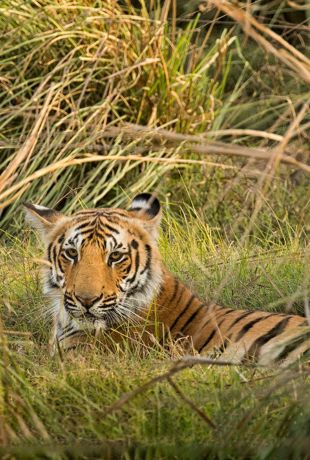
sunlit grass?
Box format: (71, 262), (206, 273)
(1, 206), (310, 457)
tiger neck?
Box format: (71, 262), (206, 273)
(153, 267), (206, 337)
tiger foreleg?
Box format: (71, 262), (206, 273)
(48, 314), (86, 355)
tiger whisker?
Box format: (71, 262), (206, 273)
(118, 305), (145, 321)
(116, 307), (143, 326)
(120, 302), (145, 319)
(20, 308), (56, 322)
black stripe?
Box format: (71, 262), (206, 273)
(60, 330), (83, 341)
(229, 311), (255, 328)
(127, 251), (140, 283)
(64, 293), (74, 301)
(198, 316), (227, 353)
(64, 299), (77, 307)
(198, 314), (227, 353)
(180, 303), (206, 334)
(131, 239), (138, 249)
(169, 294), (196, 332)
(107, 233), (118, 247)
(77, 226), (95, 238)
(220, 308), (235, 315)
(57, 259), (65, 275)
(218, 338), (229, 354)
(165, 283), (185, 324)
(127, 242), (132, 268)
(60, 322), (74, 334)
(58, 327), (78, 340)
(245, 317), (291, 361)
(105, 211), (127, 218)
(140, 244), (152, 275)
(93, 225), (115, 239)
(198, 307), (235, 334)
(275, 330), (310, 362)
(47, 242), (53, 263)
(199, 329), (216, 353)
(80, 235), (93, 246)
(47, 278), (58, 289)
(55, 243), (64, 277)
(235, 314), (273, 341)
(134, 250), (140, 280)
(173, 283), (185, 308)
(52, 245), (57, 263)
(168, 278), (180, 305)
(159, 278), (180, 345)
(75, 211), (98, 217)
(104, 224), (120, 234)
(75, 221), (96, 231)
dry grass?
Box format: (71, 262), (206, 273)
(209, 0), (310, 84)
(0, 1), (310, 458)
(0, 0), (237, 227)
(0, 0), (309, 231)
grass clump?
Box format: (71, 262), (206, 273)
(1, 1), (309, 238)
(0, 0), (234, 229)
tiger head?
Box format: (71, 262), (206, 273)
(24, 194), (163, 331)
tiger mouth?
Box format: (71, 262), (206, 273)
(80, 312), (97, 320)
(64, 306), (114, 321)
(70, 311), (111, 320)
(64, 301), (137, 327)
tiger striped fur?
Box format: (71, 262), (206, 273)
(24, 194), (310, 366)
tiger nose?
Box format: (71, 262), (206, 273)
(75, 294), (101, 309)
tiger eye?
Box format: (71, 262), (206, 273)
(109, 251), (123, 263)
(65, 247), (78, 259)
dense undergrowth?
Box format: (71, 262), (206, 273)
(0, 0), (309, 236)
(1, 0), (310, 458)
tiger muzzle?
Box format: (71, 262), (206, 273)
(75, 293), (102, 309)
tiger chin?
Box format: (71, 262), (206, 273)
(25, 194), (310, 366)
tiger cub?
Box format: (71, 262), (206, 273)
(24, 194), (310, 365)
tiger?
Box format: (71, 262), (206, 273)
(24, 193), (310, 366)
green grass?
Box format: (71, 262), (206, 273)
(1, 207), (310, 459)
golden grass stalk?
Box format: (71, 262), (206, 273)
(0, 86), (55, 195)
(209, 0), (310, 84)
(206, 129), (284, 142)
(103, 123), (310, 173)
(0, 154), (236, 209)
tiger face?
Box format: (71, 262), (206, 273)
(24, 194), (163, 333)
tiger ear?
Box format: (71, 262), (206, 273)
(24, 203), (65, 240)
(129, 193), (162, 238)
